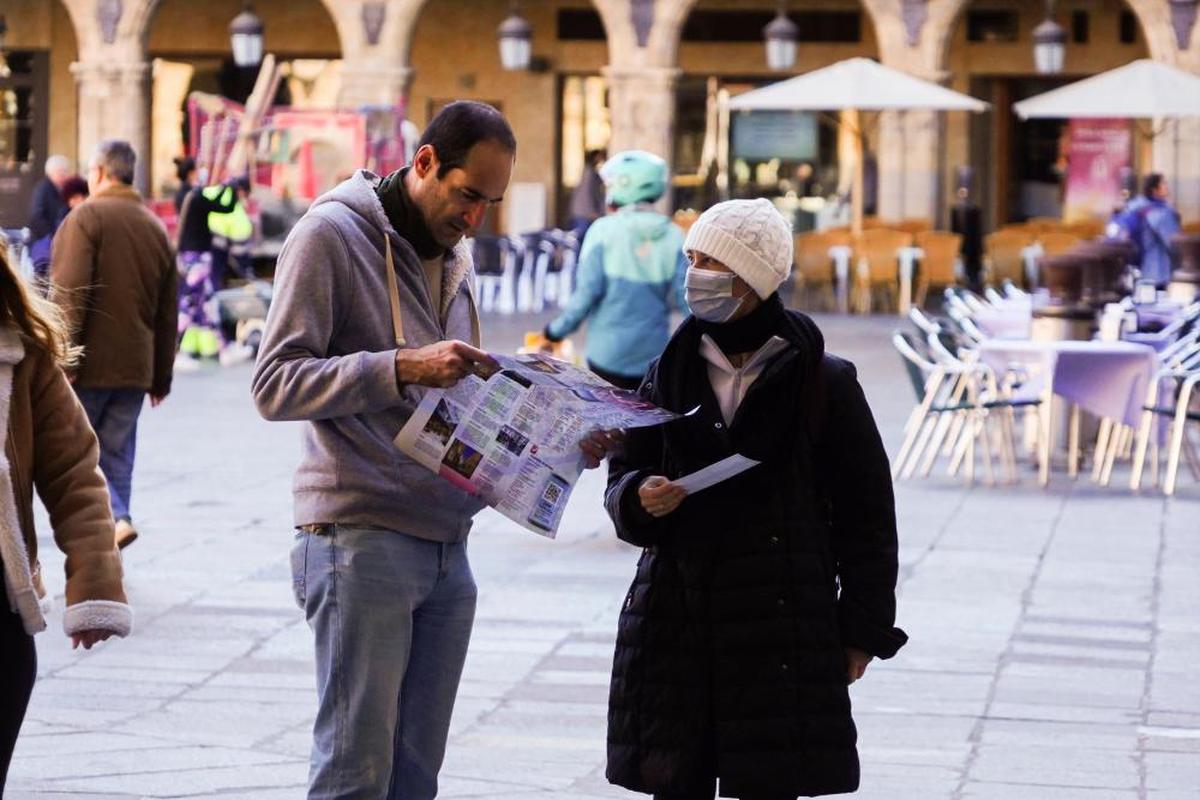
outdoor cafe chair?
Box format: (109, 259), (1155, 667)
(907, 306), (944, 340)
(909, 309), (983, 473)
(893, 327), (1034, 484)
(493, 234), (526, 314)
(1162, 365), (1200, 495)
(853, 229), (912, 314)
(894, 218), (933, 235)
(793, 229), (849, 311)
(1064, 220), (1104, 240)
(472, 235), (513, 314)
(1123, 301), (1200, 351)
(892, 329), (980, 480)
(914, 231), (962, 307)
(546, 229), (581, 307)
(1038, 231), (1083, 257)
(931, 319), (1041, 483)
(984, 230), (1035, 288)
(1003, 281), (1028, 300)
(526, 229), (579, 314)
(2, 228), (32, 283)
(946, 285), (990, 314)
(1096, 318), (1200, 487)
(1129, 329), (1200, 493)
(943, 305), (988, 346)
(1026, 216), (1063, 234)
(941, 289), (988, 340)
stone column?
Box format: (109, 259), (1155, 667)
(877, 108), (942, 223)
(1150, 49), (1200, 222)
(601, 65), (681, 162)
(1154, 116), (1200, 223)
(338, 62), (415, 108)
(71, 59), (152, 193)
(867, 0), (972, 225)
(325, 0), (424, 110)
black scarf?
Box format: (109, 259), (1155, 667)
(377, 167), (443, 259)
(697, 292), (786, 356)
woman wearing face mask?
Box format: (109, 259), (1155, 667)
(603, 199), (906, 800)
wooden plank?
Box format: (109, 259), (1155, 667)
(226, 54), (279, 177)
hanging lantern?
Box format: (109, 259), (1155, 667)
(229, 3), (265, 69)
(1032, 2), (1067, 75)
(497, 4), (533, 72)
(763, 3), (798, 72)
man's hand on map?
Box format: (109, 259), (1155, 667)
(638, 476), (687, 517)
(395, 341), (498, 389)
(579, 429), (624, 469)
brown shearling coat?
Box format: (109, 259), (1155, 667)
(49, 183), (176, 397)
(5, 333), (127, 615)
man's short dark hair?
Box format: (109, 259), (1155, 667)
(1143, 173), (1165, 198)
(417, 101), (516, 179)
(93, 139), (136, 185)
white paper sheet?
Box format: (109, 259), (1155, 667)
(674, 454), (761, 495)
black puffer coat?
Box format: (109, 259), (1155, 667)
(604, 308), (906, 798)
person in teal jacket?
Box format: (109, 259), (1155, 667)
(544, 150), (687, 390)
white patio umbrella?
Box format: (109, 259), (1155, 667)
(729, 57), (989, 234)
(1013, 59), (1200, 201)
(1013, 59), (1200, 120)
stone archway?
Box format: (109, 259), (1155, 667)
(57, 0), (351, 191)
(141, 0), (343, 193)
(929, 0), (1174, 72)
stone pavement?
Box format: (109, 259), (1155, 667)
(10, 312), (1200, 799)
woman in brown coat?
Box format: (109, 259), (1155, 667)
(0, 247), (132, 792)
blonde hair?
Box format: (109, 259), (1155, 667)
(0, 245), (81, 368)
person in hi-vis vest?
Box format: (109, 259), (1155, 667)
(204, 182), (255, 289)
(174, 177), (251, 366)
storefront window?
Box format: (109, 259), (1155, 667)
(0, 52), (48, 228)
(557, 73), (848, 230)
(560, 75), (610, 189)
(0, 87), (35, 170)
(559, 75), (610, 224)
(0, 54), (39, 171)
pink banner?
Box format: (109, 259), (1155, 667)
(1063, 118), (1131, 224)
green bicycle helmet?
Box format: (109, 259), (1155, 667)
(600, 150), (668, 207)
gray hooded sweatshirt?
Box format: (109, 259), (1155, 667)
(252, 170), (485, 542)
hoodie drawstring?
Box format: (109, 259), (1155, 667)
(384, 236), (407, 348)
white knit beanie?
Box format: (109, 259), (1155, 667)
(683, 198), (793, 299)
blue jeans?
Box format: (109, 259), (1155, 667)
(74, 388), (145, 522)
(30, 235), (52, 284)
(291, 526), (478, 800)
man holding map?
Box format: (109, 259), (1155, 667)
(252, 102), (615, 800)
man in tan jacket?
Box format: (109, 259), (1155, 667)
(50, 140), (176, 549)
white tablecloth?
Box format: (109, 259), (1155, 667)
(978, 339), (1158, 427)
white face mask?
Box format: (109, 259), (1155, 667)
(685, 267), (747, 323)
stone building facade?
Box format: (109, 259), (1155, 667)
(2, 0), (1198, 230)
